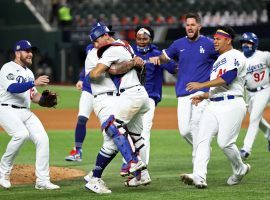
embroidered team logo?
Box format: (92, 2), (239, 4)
(6, 73), (15, 80)
(200, 46), (205, 54)
(16, 76), (26, 83)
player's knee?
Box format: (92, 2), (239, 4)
(217, 139), (230, 150)
(100, 145), (118, 156)
(14, 131), (29, 141)
(77, 115), (88, 125)
(102, 115), (125, 138)
(179, 127), (190, 137)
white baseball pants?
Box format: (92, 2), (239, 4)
(243, 87), (270, 153)
(0, 106), (50, 184)
(177, 91), (209, 159)
(140, 98), (156, 165)
(77, 90), (94, 118)
(193, 98), (247, 180)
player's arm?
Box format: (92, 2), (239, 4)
(7, 75), (49, 93)
(31, 92), (42, 104)
(149, 53), (170, 65)
(76, 68), (85, 90)
(89, 63), (108, 80)
(108, 56), (144, 75)
(190, 92), (209, 106)
(186, 68), (238, 92)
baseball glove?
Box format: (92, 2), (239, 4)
(38, 90), (57, 108)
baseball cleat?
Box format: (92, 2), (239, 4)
(240, 149), (250, 160)
(180, 173), (194, 185)
(84, 171), (93, 182)
(120, 163), (130, 177)
(85, 177), (111, 194)
(35, 181), (60, 190)
(125, 169), (151, 187)
(227, 163), (251, 185)
(129, 160), (145, 173)
(0, 173), (11, 189)
(181, 173), (207, 189)
(65, 147), (82, 162)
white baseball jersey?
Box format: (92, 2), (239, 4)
(244, 50), (270, 90)
(192, 49), (248, 182)
(98, 39), (141, 90)
(209, 49), (246, 98)
(0, 61), (37, 108)
(241, 50), (270, 154)
(86, 48), (117, 95)
(0, 61), (51, 184)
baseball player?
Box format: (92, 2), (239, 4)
(119, 26), (176, 172)
(0, 40), (59, 190)
(149, 13), (218, 161)
(83, 23), (151, 194)
(181, 26), (250, 188)
(239, 32), (270, 159)
(65, 44), (94, 162)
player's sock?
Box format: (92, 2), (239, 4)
(75, 116), (88, 149)
(92, 150), (117, 178)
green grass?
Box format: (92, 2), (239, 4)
(1, 84), (269, 199)
(0, 129), (270, 200)
(31, 85), (178, 109)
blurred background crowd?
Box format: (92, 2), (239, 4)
(0, 0), (270, 84)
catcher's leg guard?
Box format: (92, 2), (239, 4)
(102, 115), (138, 163)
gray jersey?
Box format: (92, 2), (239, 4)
(244, 50), (270, 90)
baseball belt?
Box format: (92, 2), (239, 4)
(246, 84), (270, 92)
(1, 103), (27, 109)
(210, 95), (242, 102)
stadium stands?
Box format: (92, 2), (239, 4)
(61, 0), (269, 27)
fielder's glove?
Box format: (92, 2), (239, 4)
(38, 90), (58, 108)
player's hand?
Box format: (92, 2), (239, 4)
(34, 75), (49, 86)
(132, 56), (144, 68)
(75, 80), (83, 90)
(149, 56), (161, 65)
(186, 82), (203, 92)
(190, 93), (209, 106)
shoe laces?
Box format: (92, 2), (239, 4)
(96, 178), (109, 189)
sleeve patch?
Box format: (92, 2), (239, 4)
(6, 73), (15, 80)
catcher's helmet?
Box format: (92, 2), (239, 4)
(89, 22), (115, 42)
(240, 32), (259, 48)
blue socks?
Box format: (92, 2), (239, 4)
(75, 116), (88, 149)
(92, 149), (117, 178)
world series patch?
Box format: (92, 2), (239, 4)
(6, 73), (15, 80)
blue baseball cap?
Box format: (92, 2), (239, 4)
(89, 22), (115, 42)
(14, 40), (37, 52)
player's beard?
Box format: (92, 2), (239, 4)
(187, 29), (199, 41)
(20, 56), (32, 67)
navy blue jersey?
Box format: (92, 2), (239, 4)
(164, 35), (218, 97)
(133, 44), (176, 105)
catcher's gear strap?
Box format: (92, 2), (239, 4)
(126, 131), (145, 153)
(97, 40), (134, 58)
(101, 115), (136, 163)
